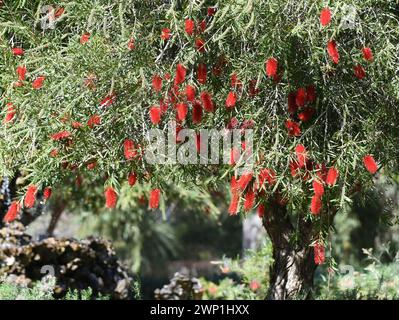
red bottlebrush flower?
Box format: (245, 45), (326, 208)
(362, 47), (374, 62)
(80, 32), (90, 44)
(161, 28), (171, 40)
(99, 92), (116, 108)
(3, 103), (16, 123)
(298, 107), (315, 122)
(32, 76), (45, 89)
(128, 172), (137, 186)
(71, 121), (83, 129)
(51, 131), (71, 141)
(124, 139), (137, 160)
(127, 38), (135, 50)
(312, 180), (325, 196)
(176, 103), (188, 122)
(174, 64), (186, 86)
(149, 106), (161, 125)
(16, 65), (27, 81)
(241, 119), (255, 130)
(86, 160), (97, 170)
(227, 117), (239, 129)
(327, 40), (340, 64)
(257, 204), (265, 218)
(363, 155), (378, 174)
(238, 173), (253, 191)
(43, 187), (52, 200)
(295, 144), (307, 168)
(353, 64), (366, 79)
(192, 100), (203, 124)
(55, 7), (65, 18)
(104, 186), (117, 209)
(249, 280), (260, 291)
(12, 47), (24, 56)
(185, 19), (195, 35)
(149, 189), (161, 209)
(316, 163), (328, 182)
(259, 168), (277, 187)
(288, 92), (298, 114)
(50, 149), (58, 157)
(160, 98), (168, 113)
(290, 161), (300, 177)
(197, 63), (207, 85)
(152, 74), (163, 92)
(198, 20), (206, 33)
(249, 80), (260, 97)
(295, 88), (307, 107)
(314, 243), (325, 265)
(310, 194), (322, 215)
(87, 114), (101, 128)
(25, 185), (38, 208)
(326, 167), (339, 186)
(195, 38), (205, 52)
(265, 58), (278, 77)
(3, 201), (21, 223)
(207, 7), (217, 16)
(228, 193), (240, 215)
(286, 120), (301, 137)
(320, 8), (332, 26)
(230, 147), (240, 165)
(306, 85), (316, 102)
(244, 189), (256, 212)
(231, 73), (242, 89)
(185, 85), (196, 102)
(225, 91), (237, 109)
(200, 91), (215, 112)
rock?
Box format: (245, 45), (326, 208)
(0, 222), (134, 299)
(154, 272), (204, 300)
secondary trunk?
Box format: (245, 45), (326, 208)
(263, 201), (317, 300)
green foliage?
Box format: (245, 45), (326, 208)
(201, 241), (272, 300)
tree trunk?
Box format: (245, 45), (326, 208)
(263, 201), (317, 300)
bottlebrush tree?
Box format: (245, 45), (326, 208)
(1, 0), (398, 299)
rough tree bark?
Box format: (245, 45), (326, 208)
(263, 201), (317, 300)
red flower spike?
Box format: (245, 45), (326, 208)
(174, 64), (186, 86)
(176, 103), (188, 122)
(197, 63), (207, 85)
(295, 88), (307, 107)
(238, 173), (253, 191)
(104, 186), (117, 209)
(99, 92), (116, 108)
(257, 204), (265, 218)
(312, 180), (325, 196)
(192, 100), (203, 124)
(295, 144), (307, 168)
(320, 8), (332, 26)
(230, 147), (240, 165)
(259, 168), (277, 187)
(326, 167), (339, 186)
(265, 58), (278, 77)
(12, 47), (24, 56)
(3, 201), (21, 223)
(51, 131), (71, 141)
(286, 120), (301, 137)
(43, 187), (52, 200)
(314, 243), (325, 265)
(353, 64), (366, 79)
(228, 193), (240, 216)
(152, 75), (163, 92)
(149, 189), (161, 209)
(25, 185), (38, 208)
(198, 20), (206, 33)
(362, 47), (374, 62)
(298, 107), (315, 122)
(32, 76), (45, 89)
(128, 172), (137, 186)
(124, 139), (138, 160)
(244, 189), (256, 212)
(306, 85), (317, 102)
(327, 40), (340, 64)
(16, 66), (27, 81)
(80, 33), (90, 44)
(149, 106), (161, 125)
(4, 104), (16, 123)
(195, 38), (205, 53)
(87, 114), (101, 128)
(161, 28), (171, 40)
(127, 38), (135, 50)
(363, 155), (378, 174)
(185, 19), (195, 36)
(310, 194), (322, 215)
(225, 91), (237, 109)
(200, 91), (215, 112)
(71, 121), (83, 129)
(185, 85), (196, 102)
(207, 7), (217, 16)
